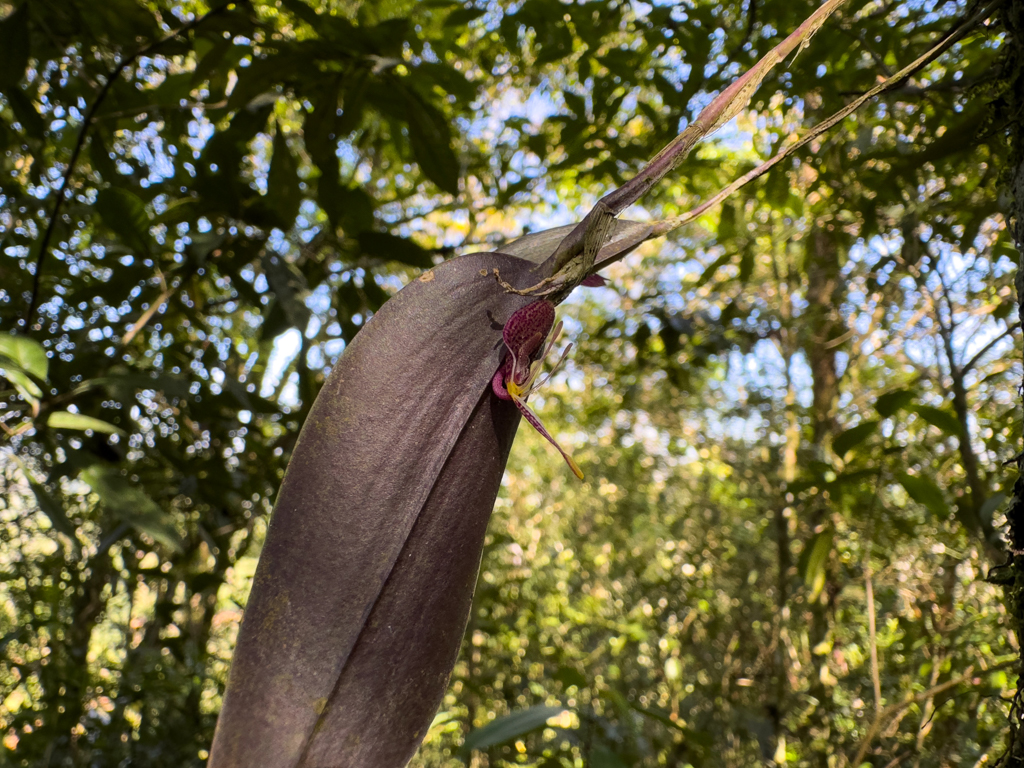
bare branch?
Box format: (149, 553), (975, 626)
(963, 324), (1020, 375)
(22, 2), (236, 331)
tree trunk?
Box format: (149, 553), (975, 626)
(44, 548), (116, 765)
(802, 226), (844, 763)
(997, 0), (1024, 764)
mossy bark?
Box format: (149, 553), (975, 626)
(996, 0), (1024, 763)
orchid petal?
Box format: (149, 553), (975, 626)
(531, 343), (573, 393)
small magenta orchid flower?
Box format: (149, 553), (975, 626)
(491, 300), (584, 480)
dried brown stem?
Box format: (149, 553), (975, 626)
(544, 0), (851, 274)
(651, 0), (1003, 237)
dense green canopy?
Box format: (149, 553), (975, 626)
(1, 0), (1021, 765)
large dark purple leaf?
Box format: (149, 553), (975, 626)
(209, 218), (654, 767)
(209, 252), (538, 768)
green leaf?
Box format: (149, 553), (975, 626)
(979, 492), (1007, 524)
(74, 371), (192, 400)
(321, 182), (374, 236)
(801, 527), (833, 601)
(153, 197), (200, 226)
(259, 300), (290, 343)
(591, 745), (630, 768)
(191, 36), (233, 86)
(458, 705), (567, 756)
(564, 91), (587, 120)
(764, 165), (790, 207)
(445, 6), (486, 27)
(82, 466), (183, 552)
(897, 472), (947, 516)
(304, 79), (341, 167)
(337, 71), (368, 135)
(0, 334), (48, 380)
(717, 201), (737, 241)
(738, 245), (754, 284)
(832, 420), (879, 459)
(187, 231), (226, 266)
(358, 231), (434, 268)
(416, 61), (477, 103)
(95, 187), (153, 255)
(554, 667), (587, 689)
(695, 252), (731, 288)
(10, 455), (77, 541)
(87, 130), (120, 183)
(832, 468), (880, 489)
(628, 700), (688, 733)
(0, 368), (41, 402)
(875, 388), (916, 418)
(148, 72), (195, 109)
(266, 122), (302, 229)
(403, 90), (459, 195)
(6, 88), (45, 138)
(910, 405), (962, 437)
(28, 479), (77, 540)
(261, 254), (311, 331)
(0, 3), (30, 88)
(47, 411), (124, 435)
(279, 0), (322, 27)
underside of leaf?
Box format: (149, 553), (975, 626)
(209, 252), (540, 768)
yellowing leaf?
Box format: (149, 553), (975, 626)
(47, 411), (124, 435)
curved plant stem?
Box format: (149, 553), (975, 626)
(650, 0), (1004, 236)
(544, 0), (851, 275)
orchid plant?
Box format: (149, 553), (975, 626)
(207, 1), (993, 765)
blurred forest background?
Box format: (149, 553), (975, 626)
(1, 0), (1022, 766)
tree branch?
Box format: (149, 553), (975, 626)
(963, 323), (1020, 375)
(21, 2), (235, 331)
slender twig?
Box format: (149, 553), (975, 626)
(649, 0), (1003, 237)
(94, 99), (230, 121)
(601, 0), (848, 218)
(853, 26), (896, 77)
(22, 3), (234, 331)
(122, 282), (177, 347)
(962, 323), (1020, 375)
(848, 660), (1017, 767)
(839, 77), (986, 97)
(865, 557), (883, 710)
(582, 0), (1001, 280)
(859, 468), (888, 719)
(94, 521), (132, 560)
(543, 0), (851, 274)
